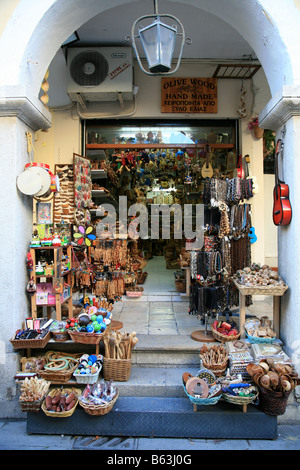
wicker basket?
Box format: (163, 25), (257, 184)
(245, 331), (276, 344)
(200, 357), (229, 377)
(79, 391), (119, 416)
(222, 387), (259, 407)
(68, 329), (106, 345)
(183, 384), (222, 406)
(233, 279), (288, 296)
(257, 386), (291, 416)
(175, 280), (186, 293)
(38, 358), (79, 383)
(10, 331), (51, 350)
(211, 325), (241, 343)
(51, 330), (70, 342)
(19, 396), (47, 413)
(103, 357), (131, 382)
(73, 367), (101, 384)
(41, 387), (81, 418)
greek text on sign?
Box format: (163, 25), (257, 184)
(109, 61), (131, 80)
(161, 77), (217, 113)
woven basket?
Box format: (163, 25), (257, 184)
(211, 325), (241, 343)
(19, 396), (47, 413)
(233, 279), (288, 296)
(200, 357), (229, 377)
(79, 391), (119, 416)
(38, 358), (79, 383)
(183, 385), (222, 406)
(68, 329), (106, 345)
(175, 280), (186, 293)
(41, 387), (81, 418)
(222, 387), (259, 407)
(245, 331), (276, 344)
(103, 357), (131, 382)
(10, 331), (51, 350)
(51, 330), (70, 342)
(257, 386), (291, 416)
(73, 367), (101, 384)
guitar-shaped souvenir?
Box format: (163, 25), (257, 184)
(201, 145), (213, 178)
(272, 139), (292, 226)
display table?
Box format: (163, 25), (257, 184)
(233, 279), (288, 338)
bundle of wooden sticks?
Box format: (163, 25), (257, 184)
(103, 330), (138, 360)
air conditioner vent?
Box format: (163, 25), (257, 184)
(70, 51), (109, 86)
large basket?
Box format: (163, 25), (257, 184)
(211, 325), (241, 343)
(38, 357), (79, 383)
(79, 391), (119, 416)
(41, 387), (81, 418)
(68, 329), (106, 345)
(103, 357), (131, 382)
(10, 331), (51, 350)
(257, 386), (291, 416)
(233, 279), (288, 296)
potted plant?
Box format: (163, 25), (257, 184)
(248, 117), (264, 139)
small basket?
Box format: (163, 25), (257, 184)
(200, 357), (229, 377)
(10, 331), (51, 350)
(41, 387), (81, 418)
(79, 391), (119, 416)
(245, 331), (276, 344)
(183, 385), (222, 406)
(73, 367), (101, 384)
(211, 325), (241, 343)
(19, 395), (48, 413)
(257, 386), (291, 416)
(103, 357), (131, 382)
(68, 329), (106, 345)
(126, 290), (143, 298)
(51, 330), (70, 342)
(175, 280), (186, 293)
(222, 387), (259, 407)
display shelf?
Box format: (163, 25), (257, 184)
(29, 245), (73, 321)
(232, 279), (288, 338)
(91, 169), (107, 179)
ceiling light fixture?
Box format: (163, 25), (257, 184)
(126, 0), (191, 75)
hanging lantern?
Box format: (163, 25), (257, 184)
(127, 0), (191, 75)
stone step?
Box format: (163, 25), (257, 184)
(27, 396), (277, 439)
(115, 366), (200, 398)
(131, 333), (205, 367)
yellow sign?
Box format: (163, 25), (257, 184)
(161, 77), (217, 113)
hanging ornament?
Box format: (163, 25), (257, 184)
(40, 69), (49, 106)
(26, 278), (36, 296)
(237, 82), (247, 119)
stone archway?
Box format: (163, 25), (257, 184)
(0, 0), (300, 418)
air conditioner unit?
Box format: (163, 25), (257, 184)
(67, 47), (134, 102)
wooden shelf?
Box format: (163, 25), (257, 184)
(86, 143), (235, 150)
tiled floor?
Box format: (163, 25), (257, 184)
(112, 256), (274, 337)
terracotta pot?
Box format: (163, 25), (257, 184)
(253, 124), (264, 139)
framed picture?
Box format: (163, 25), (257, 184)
(37, 202), (52, 224)
(52, 276), (64, 294)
